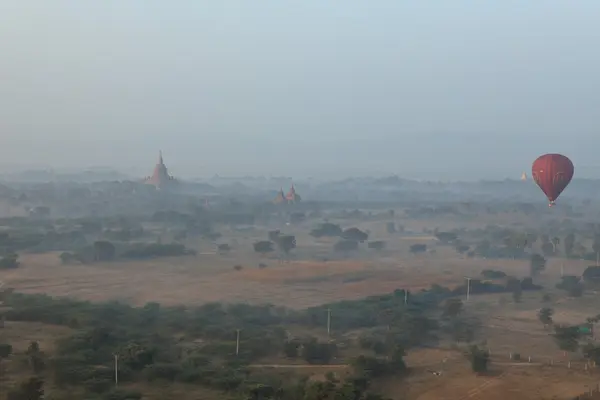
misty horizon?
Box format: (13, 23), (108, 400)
(2, 2), (600, 181)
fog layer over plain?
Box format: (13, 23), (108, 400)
(1, 1), (600, 179)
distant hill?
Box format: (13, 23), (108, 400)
(0, 168), (131, 183)
(306, 177), (600, 204)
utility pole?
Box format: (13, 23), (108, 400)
(235, 329), (240, 356)
(404, 290), (408, 306)
(561, 263), (564, 277)
(465, 277), (471, 302)
(113, 354), (119, 387)
(327, 308), (331, 337)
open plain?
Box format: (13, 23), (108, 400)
(0, 211), (599, 399)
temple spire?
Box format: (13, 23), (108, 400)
(274, 181), (302, 204)
(144, 150), (176, 189)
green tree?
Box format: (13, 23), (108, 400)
(551, 237), (560, 254)
(593, 235), (600, 258)
(367, 241), (386, 251)
(59, 252), (76, 264)
(6, 377), (44, 400)
(351, 356), (390, 378)
(386, 222), (396, 234)
(246, 384), (276, 400)
(26, 341), (45, 374)
(93, 241), (116, 262)
(102, 388), (143, 400)
(310, 223), (342, 238)
(541, 293), (552, 303)
(582, 266), (600, 285)
(435, 232), (458, 244)
(276, 235), (297, 254)
(302, 339), (337, 365)
(529, 254), (546, 276)
(342, 228), (369, 243)
(469, 346), (489, 373)
(564, 233), (575, 257)
(538, 307), (554, 327)
(442, 298), (464, 318)
(481, 270), (506, 279)
(526, 233), (538, 248)
(553, 325), (580, 353)
(267, 230), (280, 242)
(409, 244), (427, 254)
(283, 341), (299, 358)
(334, 240), (359, 253)
(253, 241), (274, 256)
(512, 285), (523, 303)
(455, 244), (470, 254)
(120, 342), (156, 371)
(0, 343), (12, 358)
(541, 242), (555, 257)
(582, 343), (600, 366)
(0, 253), (19, 269)
(503, 233), (527, 258)
(448, 317), (477, 343)
(556, 276), (584, 297)
(389, 345), (407, 372)
(217, 243), (231, 254)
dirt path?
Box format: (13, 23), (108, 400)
(459, 370), (510, 399)
(248, 364), (348, 369)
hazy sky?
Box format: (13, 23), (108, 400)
(2, 1), (600, 180)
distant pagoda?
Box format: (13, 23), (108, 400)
(273, 188), (287, 204)
(285, 184), (301, 203)
(143, 151), (177, 189)
(273, 184), (301, 204)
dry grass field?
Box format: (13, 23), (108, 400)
(1, 214), (599, 399)
(380, 294), (600, 400)
(0, 247), (569, 309)
(381, 350), (600, 400)
(0, 244), (589, 310)
(0, 321), (71, 354)
(0, 252), (447, 308)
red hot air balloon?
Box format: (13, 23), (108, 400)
(531, 154), (574, 207)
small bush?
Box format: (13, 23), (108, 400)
(0, 254), (19, 269)
(102, 388), (143, 400)
(481, 269), (507, 279)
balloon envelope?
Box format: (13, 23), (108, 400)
(531, 153), (574, 204)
